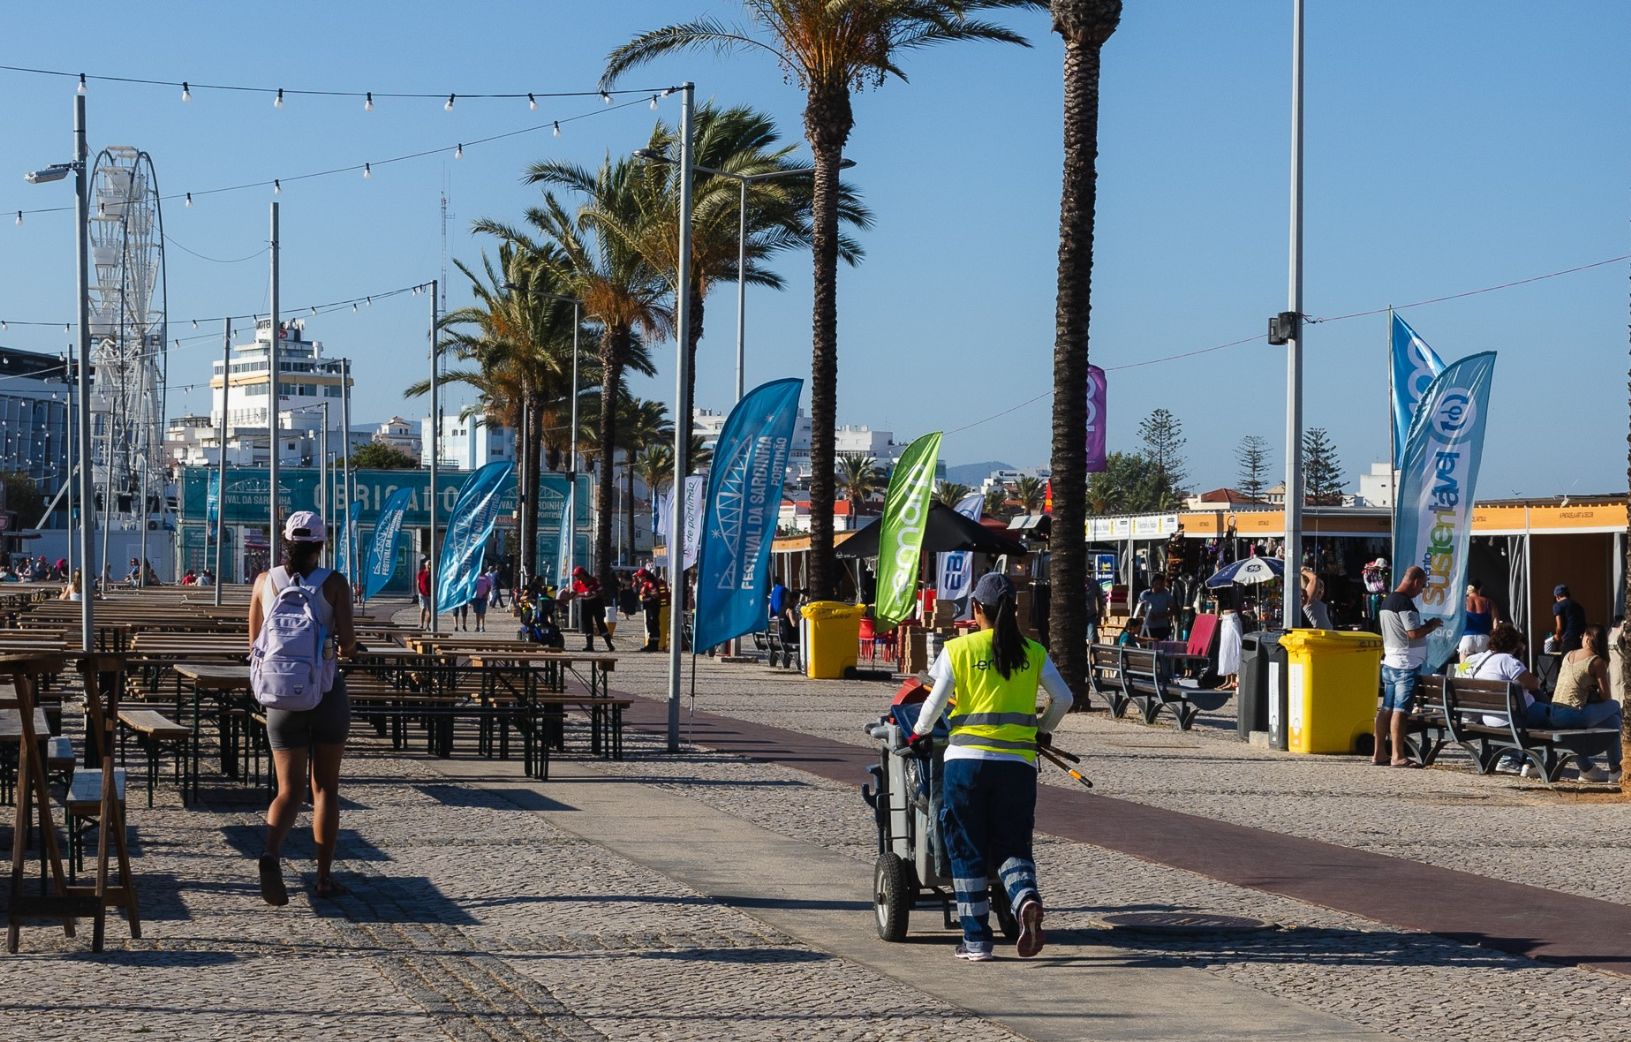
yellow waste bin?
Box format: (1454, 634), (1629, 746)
(1278, 629), (1384, 755)
(800, 601), (866, 679)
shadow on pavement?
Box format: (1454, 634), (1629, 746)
(415, 783), (575, 812)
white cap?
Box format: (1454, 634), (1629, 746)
(283, 510), (327, 544)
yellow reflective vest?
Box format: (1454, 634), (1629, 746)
(945, 629), (1044, 763)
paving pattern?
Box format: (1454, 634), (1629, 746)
(1, 611), (1626, 1041)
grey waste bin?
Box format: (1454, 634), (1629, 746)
(1236, 631), (1285, 743)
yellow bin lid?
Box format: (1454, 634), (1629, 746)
(1279, 628), (1383, 653)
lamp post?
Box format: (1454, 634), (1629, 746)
(25, 94), (93, 649)
(213, 320), (230, 603)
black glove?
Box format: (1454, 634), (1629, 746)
(1037, 732), (1053, 749)
(905, 730), (934, 754)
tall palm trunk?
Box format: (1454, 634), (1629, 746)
(626, 456), (638, 567)
(683, 284), (707, 476)
(1048, 1), (1121, 694)
(595, 327), (629, 594)
(804, 85), (854, 600)
(519, 393), (543, 587)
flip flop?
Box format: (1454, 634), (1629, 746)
(259, 855), (289, 907)
(1390, 761), (1423, 769)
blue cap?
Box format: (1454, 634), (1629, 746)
(972, 572), (1014, 605)
(1554, 584), (1569, 597)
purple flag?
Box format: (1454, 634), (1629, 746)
(1086, 364), (1108, 472)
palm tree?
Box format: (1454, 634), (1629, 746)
(620, 398), (673, 563)
(604, 1), (1042, 598)
(1048, 0), (1122, 694)
(407, 242), (578, 585)
(477, 161), (673, 594)
(623, 104), (870, 433)
(837, 452), (881, 526)
(984, 486), (1012, 520)
(936, 481), (974, 508)
(1014, 475), (1045, 514)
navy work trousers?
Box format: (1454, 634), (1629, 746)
(939, 756), (1040, 946)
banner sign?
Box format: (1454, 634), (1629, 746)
(363, 487), (414, 599)
(874, 431), (943, 630)
(936, 492), (985, 604)
(1086, 364), (1108, 473)
(534, 472), (590, 584)
(694, 379), (803, 651)
(655, 474), (706, 572)
(555, 482), (573, 587)
(333, 500), (361, 584)
(1393, 351), (1496, 669)
(436, 461), (514, 614)
(1390, 313), (1445, 467)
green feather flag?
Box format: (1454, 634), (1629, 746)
(873, 432), (943, 630)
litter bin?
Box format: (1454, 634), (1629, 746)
(1278, 629), (1385, 755)
(800, 601), (867, 679)
(1237, 631), (1285, 744)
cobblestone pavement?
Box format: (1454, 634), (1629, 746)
(0, 609), (1623, 1041)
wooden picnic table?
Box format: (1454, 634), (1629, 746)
(171, 663), (252, 798)
(463, 651), (622, 769)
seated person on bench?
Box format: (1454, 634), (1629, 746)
(1551, 625), (1623, 783)
(1459, 623), (1547, 728)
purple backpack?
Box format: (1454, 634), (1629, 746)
(251, 567), (336, 711)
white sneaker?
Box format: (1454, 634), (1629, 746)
(1519, 763), (1534, 779)
(953, 942), (994, 962)
(1579, 766), (1614, 783)
(1493, 760), (1521, 775)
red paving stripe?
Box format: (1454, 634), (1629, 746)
(615, 688), (1631, 976)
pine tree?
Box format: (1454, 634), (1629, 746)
(1236, 435), (1271, 501)
(1137, 408), (1187, 506)
(1303, 428), (1345, 505)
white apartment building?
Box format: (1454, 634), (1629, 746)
(1355, 461), (1397, 509)
(374, 416), (422, 458)
(422, 414), (514, 469)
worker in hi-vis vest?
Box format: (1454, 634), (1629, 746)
(909, 572), (1073, 962)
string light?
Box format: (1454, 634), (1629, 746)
(13, 212), (19, 226)
(362, 163), (371, 180)
(454, 143), (463, 160)
(444, 93), (456, 112)
(552, 121), (560, 137)
(181, 80), (191, 102)
(601, 91), (612, 105)
(76, 73), (86, 95)
(273, 178), (281, 194)
(184, 193), (192, 207)
(650, 95), (658, 110)
(528, 93), (537, 110)
(274, 88), (284, 109)
(364, 91), (373, 112)
(352, 303), (358, 312)
(191, 320), (198, 329)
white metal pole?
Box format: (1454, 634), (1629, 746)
(320, 401), (330, 556)
(268, 201), (281, 570)
(568, 300), (580, 629)
(341, 356), (355, 598)
(667, 82), (696, 752)
(73, 94), (94, 647)
(1281, 0), (1305, 632)
(214, 319), (230, 604)
(428, 280), (440, 633)
(64, 354), (76, 578)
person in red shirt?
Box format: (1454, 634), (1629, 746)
(572, 566), (613, 651)
(416, 558), (432, 629)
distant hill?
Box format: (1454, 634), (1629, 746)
(945, 460), (1014, 487)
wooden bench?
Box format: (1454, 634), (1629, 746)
(1400, 676), (1452, 766)
(1440, 676), (1619, 784)
(1084, 644), (1126, 715)
(46, 735), (75, 786)
(62, 768), (127, 875)
(117, 709), (193, 807)
(1119, 647), (1231, 731)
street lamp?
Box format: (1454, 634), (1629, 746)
(25, 93), (93, 650)
(634, 148), (855, 404)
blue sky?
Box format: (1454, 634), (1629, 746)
(1, 1), (1626, 497)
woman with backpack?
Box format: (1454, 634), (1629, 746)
(249, 511), (356, 905)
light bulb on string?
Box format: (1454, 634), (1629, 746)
(63, 324), (69, 333)
(13, 212), (20, 226)
(601, 91), (612, 105)
(352, 303), (358, 312)
(184, 193), (192, 207)
(181, 81), (191, 102)
(364, 91), (373, 112)
(273, 179), (281, 195)
(77, 74), (86, 95)
(445, 94), (455, 111)
(365, 297), (372, 307)
(192, 320), (198, 329)
(528, 93), (537, 111)
(552, 121), (561, 137)
(362, 163), (372, 180)
(650, 95), (658, 110)
(455, 144), (463, 160)
(274, 88), (284, 109)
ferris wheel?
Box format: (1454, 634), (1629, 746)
(86, 146), (167, 524)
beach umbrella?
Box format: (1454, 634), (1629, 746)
(1205, 556), (1284, 588)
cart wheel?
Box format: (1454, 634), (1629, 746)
(874, 853), (911, 941)
(991, 884), (1019, 942)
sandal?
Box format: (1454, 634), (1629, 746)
(1390, 760), (1423, 769)
(259, 854), (289, 907)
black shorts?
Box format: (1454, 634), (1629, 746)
(266, 674), (350, 750)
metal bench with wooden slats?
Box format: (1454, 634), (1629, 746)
(1084, 644), (1126, 715)
(117, 709), (193, 807)
(1119, 647), (1231, 731)
(1401, 675), (1452, 766)
(1440, 675), (1618, 784)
